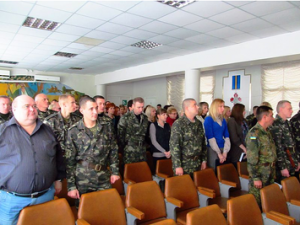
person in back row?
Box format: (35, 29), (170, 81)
(35, 93), (55, 121)
(0, 95), (12, 124)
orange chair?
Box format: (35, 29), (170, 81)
(77, 188), (126, 225)
(164, 175), (200, 224)
(125, 181), (176, 225)
(217, 163), (248, 198)
(156, 159), (173, 178)
(282, 177), (300, 202)
(17, 198), (75, 225)
(186, 205), (227, 225)
(194, 168), (228, 213)
(237, 161), (249, 191)
(261, 184), (300, 224)
(111, 173), (125, 204)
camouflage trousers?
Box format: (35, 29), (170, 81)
(123, 145), (146, 164)
(173, 158), (201, 178)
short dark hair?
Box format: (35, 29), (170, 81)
(79, 96), (95, 108)
(93, 95), (105, 101)
(0, 95), (10, 101)
(156, 108), (167, 116)
(256, 106), (273, 121)
(253, 105), (258, 110)
(127, 99), (133, 108)
(133, 97), (144, 104)
(157, 104), (161, 107)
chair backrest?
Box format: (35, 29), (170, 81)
(261, 184), (290, 215)
(237, 162), (249, 177)
(126, 181), (167, 223)
(17, 198), (75, 225)
(281, 177), (300, 202)
(156, 159), (173, 177)
(111, 174), (125, 196)
(227, 194), (263, 225)
(217, 164), (241, 189)
(186, 205), (227, 225)
(193, 168), (221, 197)
(78, 188), (126, 225)
(165, 175), (199, 211)
(124, 161), (153, 183)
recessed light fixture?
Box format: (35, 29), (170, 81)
(157, 0), (195, 8)
(22, 17), (61, 31)
(54, 52), (78, 58)
(0, 60), (18, 65)
(69, 67), (84, 70)
(131, 40), (162, 49)
(75, 37), (104, 46)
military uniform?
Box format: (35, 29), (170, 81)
(246, 123), (277, 208)
(270, 115), (299, 180)
(246, 113), (254, 125)
(43, 111), (81, 154)
(0, 112), (12, 125)
(291, 110), (300, 164)
(37, 109), (56, 122)
(170, 114), (207, 176)
(117, 111), (149, 164)
(65, 119), (119, 196)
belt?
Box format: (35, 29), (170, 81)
(261, 162), (275, 167)
(186, 155), (199, 161)
(8, 188), (49, 198)
(78, 160), (107, 172)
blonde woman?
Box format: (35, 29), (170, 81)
(145, 105), (156, 123)
(204, 99), (231, 170)
(223, 106), (231, 123)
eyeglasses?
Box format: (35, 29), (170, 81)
(22, 104), (38, 110)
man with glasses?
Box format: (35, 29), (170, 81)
(0, 95), (65, 224)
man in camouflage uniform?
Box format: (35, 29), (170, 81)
(65, 96), (119, 204)
(270, 100), (300, 182)
(170, 98), (207, 177)
(246, 106), (277, 208)
(291, 102), (300, 180)
(118, 97), (148, 164)
(35, 93), (55, 121)
(44, 94), (81, 155)
(246, 105), (258, 129)
(0, 96), (12, 124)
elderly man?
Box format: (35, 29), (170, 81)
(170, 98), (207, 177)
(35, 93), (55, 121)
(0, 95), (65, 224)
(0, 95), (12, 124)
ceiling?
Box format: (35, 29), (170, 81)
(1, 1), (300, 76)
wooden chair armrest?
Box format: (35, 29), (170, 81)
(165, 197), (184, 207)
(77, 219), (91, 225)
(127, 207), (145, 220)
(197, 187), (216, 198)
(241, 175), (249, 179)
(220, 180), (237, 187)
(156, 172), (170, 179)
(290, 199), (300, 206)
(124, 178), (136, 185)
(266, 211), (295, 225)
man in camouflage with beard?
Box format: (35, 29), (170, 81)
(65, 96), (119, 205)
(170, 98), (207, 177)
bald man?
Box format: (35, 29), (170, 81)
(35, 93), (55, 121)
(0, 95), (65, 224)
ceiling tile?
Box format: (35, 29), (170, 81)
(80, 51), (105, 57)
(159, 10), (202, 27)
(85, 30), (117, 40)
(140, 21), (178, 34)
(165, 28), (200, 39)
(110, 50), (134, 57)
(205, 39), (234, 48)
(185, 19), (224, 33)
(0, 22), (19, 33)
(183, 1), (234, 18)
(148, 35), (179, 45)
(186, 34), (220, 44)
(29, 5), (72, 23)
(168, 40), (201, 49)
(13, 34), (45, 44)
(110, 36), (140, 45)
(210, 8), (255, 25)
(101, 54), (122, 59)
(225, 1), (253, 7)
(120, 46), (147, 53)
(36, 1), (87, 13)
(18, 27), (52, 38)
(153, 45), (180, 53)
(36, 44), (62, 52)
(225, 33), (258, 43)
(0, 1), (34, 15)
(47, 32), (81, 42)
(128, 1), (176, 19)
(208, 27), (244, 39)
(10, 40), (39, 48)
(249, 26), (287, 38)
(232, 18), (273, 33)
(96, 1), (140, 11)
(67, 43), (94, 50)
(110, 13), (152, 28)
(97, 22), (133, 35)
(0, 11), (26, 25)
(241, 1), (293, 17)
(123, 29), (157, 40)
(55, 24), (90, 36)
(90, 46), (114, 53)
(30, 48), (57, 55)
(0, 30), (15, 40)
(59, 47), (86, 54)
(279, 21), (300, 32)
(65, 14), (105, 29)
(262, 8), (300, 25)
(77, 2), (122, 21)
(99, 41), (126, 50)
(42, 39), (71, 47)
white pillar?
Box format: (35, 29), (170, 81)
(96, 84), (106, 97)
(185, 69), (200, 102)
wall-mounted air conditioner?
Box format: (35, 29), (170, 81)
(34, 75), (60, 82)
(0, 70), (10, 79)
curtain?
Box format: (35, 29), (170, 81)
(167, 74), (185, 111)
(200, 71), (215, 104)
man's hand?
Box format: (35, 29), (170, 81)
(110, 175), (120, 184)
(175, 167), (183, 176)
(54, 180), (62, 195)
(68, 189), (80, 199)
(201, 162), (207, 170)
(254, 180), (262, 189)
(281, 168), (290, 177)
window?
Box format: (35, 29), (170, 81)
(167, 74), (185, 110)
(199, 71), (215, 104)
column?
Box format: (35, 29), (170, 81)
(96, 84), (106, 97)
(185, 69), (200, 102)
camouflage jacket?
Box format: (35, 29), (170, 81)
(170, 114), (207, 169)
(37, 109), (56, 122)
(0, 112), (12, 125)
(270, 115), (299, 170)
(43, 111), (81, 151)
(65, 119), (119, 190)
(117, 111), (149, 149)
(246, 113), (255, 126)
(291, 110), (300, 156)
(246, 123), (277, 181)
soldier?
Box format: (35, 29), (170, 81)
(170, 98), (207, 177)
(93, 95), (106, 118)
(246, 105), (277, 208)
(44, 94), (81, 155)
(270, 100), (300, 182)
(118, 97), (149, 164)
(48, 99), (60, 112)
(35, 93), (55, 121)
(246, 105), (258, 128)
(291, 101), (300, 179)
(0, 95), (12, 124)
(65, 96), (119, 204)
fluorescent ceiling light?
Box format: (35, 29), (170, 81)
(157, 0), (195, 8)
(69, 67), (84, 70)
(131, 40), (162, 49)
(22, 17), (60, 31)
(0, 60), (18, 65)
(54, 52), (78, 58)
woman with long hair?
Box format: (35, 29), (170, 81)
(223, 106), (231, 123)
(145, 105), (156, 123)
(204, 99), (231, 170)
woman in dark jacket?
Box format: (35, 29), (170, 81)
(227, 103), (249, 165)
